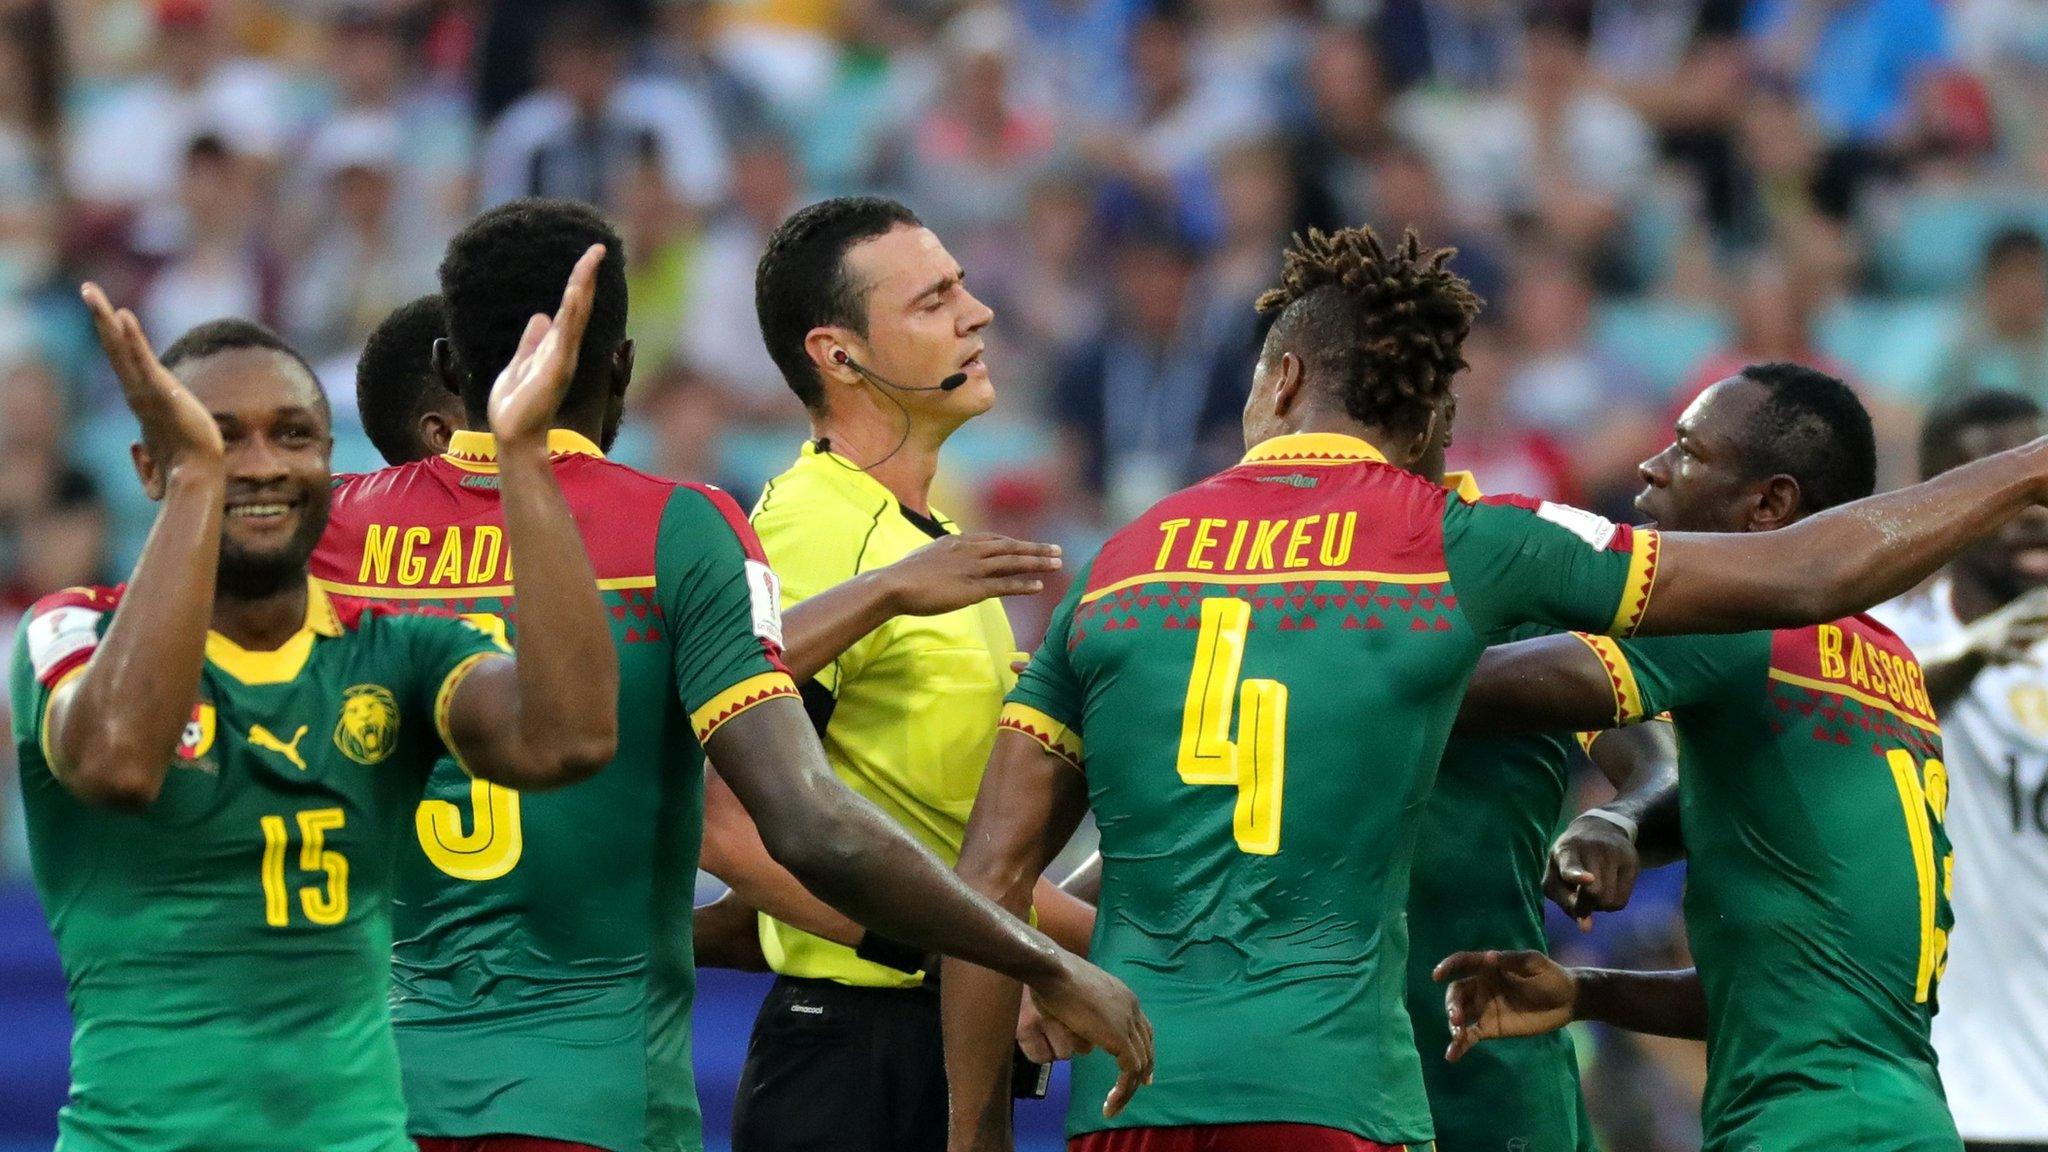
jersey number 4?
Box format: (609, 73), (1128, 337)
(1887, 749), (1951, 1004)
(1178, 598), (1289, 855)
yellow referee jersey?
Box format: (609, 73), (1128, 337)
(749, 441), (1018, 987)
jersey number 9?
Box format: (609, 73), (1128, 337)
(1178, 597), (1289, 855)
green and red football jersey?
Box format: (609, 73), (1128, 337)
(1592, 616), (1960, 1152)
(311, 428), (795, 1152)
(1000, 432), (1659, 1144)
(10, 581), (506, 1152)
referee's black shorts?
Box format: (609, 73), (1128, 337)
(731, 976), (945, 1152)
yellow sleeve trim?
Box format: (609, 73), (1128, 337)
(434, 651), (507, 773)
(1608, 528), (1661, 637)
(38, 663), (89, 766)
(691, 671), (800, 743)
(998, 703), (1084, 770)
(1576, 711), (1671, 753)
(1571, 634), (1647, 728)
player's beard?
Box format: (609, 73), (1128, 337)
(218, 497), (331, 601)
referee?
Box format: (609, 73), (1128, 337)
(731, 197), (1089, 1151)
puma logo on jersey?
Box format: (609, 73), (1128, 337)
(249, 724), (310, 772)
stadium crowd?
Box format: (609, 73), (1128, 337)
(1, 0), (2044, 1147)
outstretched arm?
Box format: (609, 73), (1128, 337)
(707, 700), (1152, 1117)
(1434, 950), (1706, 1062)
(41, 285), (229, 809)
(443, 245), (618, 790)
(778, 533), (1061, 685)
(1458, 634), (1626, 735)
(1641, 440), (2048, 634)
(945, 730), (1101, 1152)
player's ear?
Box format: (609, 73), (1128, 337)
(1751, 474), (1802, 531)
(130, 439), (167, 501)
(610, 339), (634, 401)
(1270, 351), (1305, 416)
(418, 409), (456, 457)
(431, 338), (462, 398)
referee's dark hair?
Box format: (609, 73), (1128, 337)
(357, 295), (460, 465)
(1730, 362), (1876, 512)
(756, 196), (923, 411)
(440, 197), (629, 430)
(1919, 389), (2042, 481)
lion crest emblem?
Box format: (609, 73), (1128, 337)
(334, 684), (400, 765)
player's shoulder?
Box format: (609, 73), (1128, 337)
(17, 585), (123, 689)
(749, 465), (887, 557)
(24, 584), (125, 621)
(327, 460), (450, 523)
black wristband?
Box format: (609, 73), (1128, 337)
(854, 931), (928, 974)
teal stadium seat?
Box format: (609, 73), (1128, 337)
(1816, 297), (1964, 401)
(1592, 300), (1732, 396)
(1877, 190), (2048, 296)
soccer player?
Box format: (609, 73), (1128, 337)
(312, 198), (1147, 1152)
(1404, 471), (1683, 1152)
(12, 259), (624, 1150)
(1875, 391), (2048, 1150)
(1442, 364), (1962, 1152)
(730, 195), (1091, 1152)
(355, 294), (464, 465)
(941, 226), (2048, 1152)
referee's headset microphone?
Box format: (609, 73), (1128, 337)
(820, 347), (968, 472)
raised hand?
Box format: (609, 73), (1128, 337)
(81, 283), (224, 471)
(1433, 949), (1577, 1062)
(879, 533), (1063, 617)
(487, 244), (605, 449)
(1026, 952), (1154, 1118)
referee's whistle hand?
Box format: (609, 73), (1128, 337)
(881, 533), (1064, 617)
(1027, 950), (1155, 1117)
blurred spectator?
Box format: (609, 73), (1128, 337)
(1189, 0), (1311, 123)
(1052, 212), (1256, 520)
(0, 7), (61, 298)
(479, 2), (729, 213)
(1009, 0), (1145, 119)
(64, 0), (291, 254)
(1747, 0), (1950, 151)
(1726, 79), (1860, 285)
(1208, 137), (1298, 304)
(1676, 253), (1847, 407)
(1500, 247), (1659, 514)
(1595, 0), (1752, 244)
(1445, 322), (1580, 504)
(985, 170), (1104, 404)
(1401, 5), (1654, 281)
(140, 134), (283, 344)
(1376, 0), (1524, 92)
(1078, 5), (1270, 220)
(900, 7), (1058, 247)
(1931, 226), (2048, 401)
(646, 0), (774, 137)
(1293, 21), (1398, 230)
(286, 112), (439, 367)
(781, 0), (937, 196)
(1951, 0), (2048, 181)
(0, 357), (106, 609)
(711, 0), (843, 112)
(637, 358), (746, 493)
(620, 137), (702, 384)
(1361, 142), (1509, 306)
(311, 5), (477, 247)
(676, 132), (803, 420)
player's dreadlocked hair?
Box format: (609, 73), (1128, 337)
(1255, 227), (1481, 435)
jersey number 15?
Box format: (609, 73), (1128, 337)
(1178, 598), (1289, 855)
